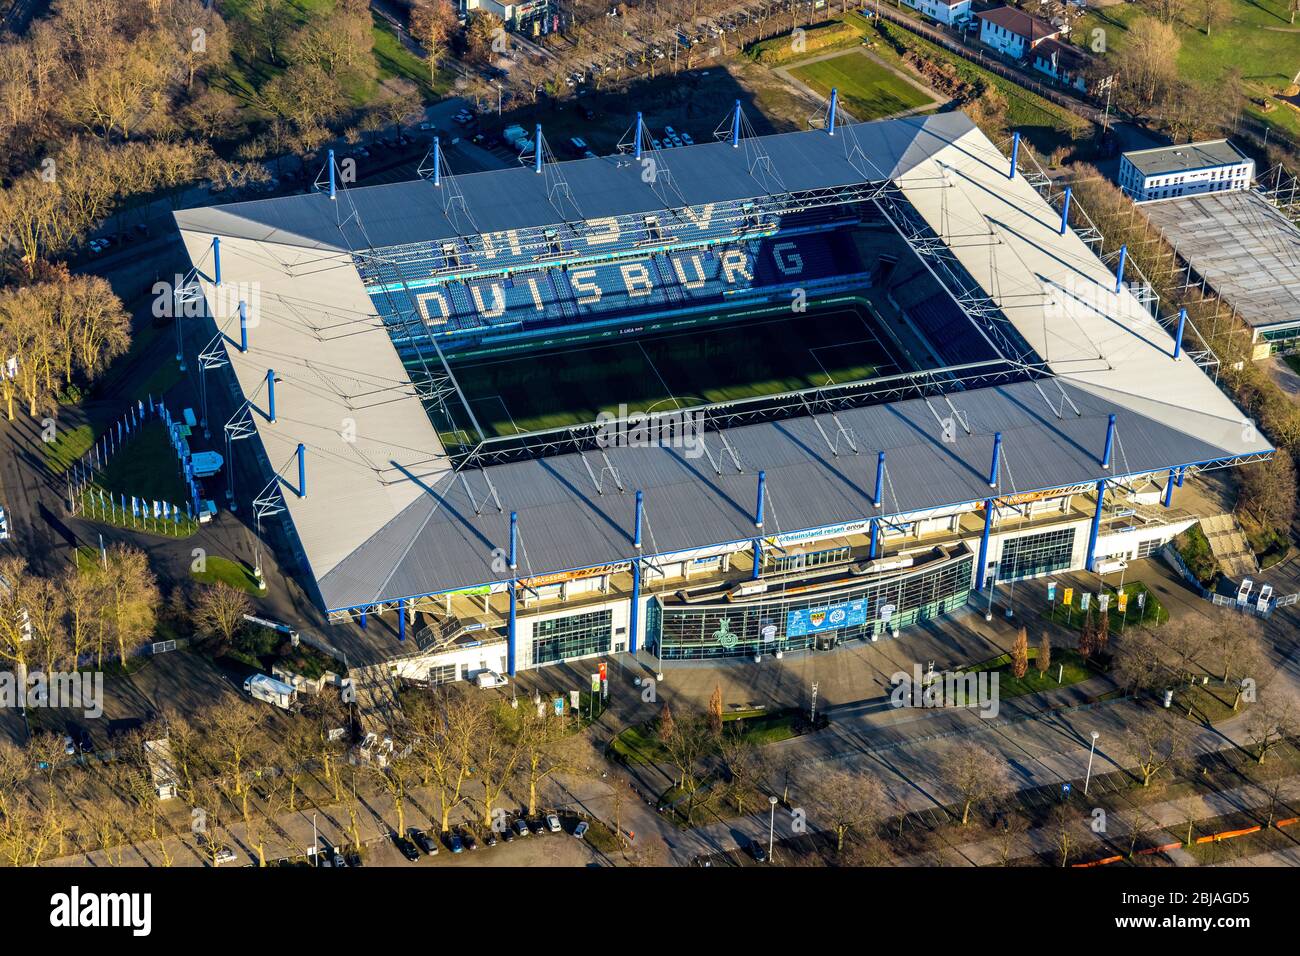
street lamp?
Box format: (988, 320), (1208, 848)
(1083, 731), (1100, 795)
(767, 794), (778, 863)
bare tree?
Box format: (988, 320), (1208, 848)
(810, 767), (886, 852)
(939, 743), (1014, 825)
(1120, 709), (1189, 787)
(191, 581), (253, 647)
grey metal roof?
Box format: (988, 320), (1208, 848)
(1122, 140), (1249, 177)
(1140, 190), (1300, 331)
(317, 378), (1269, 610)
(172, 112), (975, 252)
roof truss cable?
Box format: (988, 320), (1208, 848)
(715, 429), (745, 473)
(417, 138), (480, 235)
(829, 410), (860, 455)
(719, 102), (787, 195)
(941, 394), (972, 435)
(800, 395), (843, 457)
(693, 431), (725, 477)
(840, 120), (890, 185)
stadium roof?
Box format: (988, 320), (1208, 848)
(172, 113), (964, 252)
(173, 111), (1272, 614)
(1139, 190), (1300, 332)
(1121, 140), (1250, 178)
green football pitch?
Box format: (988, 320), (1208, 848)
(441, 300), (907, 441)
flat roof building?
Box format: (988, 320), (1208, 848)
(1120, 140), (1254, 203)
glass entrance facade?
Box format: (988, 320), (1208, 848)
(531, 608), (613, 665)
(998, 527), (1077, 581)
(649, 553), (973, 660)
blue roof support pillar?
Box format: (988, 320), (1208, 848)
(213, 236), (221, 286)
(633, 489), (643, 549)
(752, 473), (766, 581)
(869, 517), (880, 560)
(359, 609), (367, 630)
(828, 88), (838, 136)
(1114, 244), (1128, 294)
(731, 101), (741, 148)
(1101, 413), (1116, 469)
(534, 124), (543, 173)
(988, 431), (1002, 489)
(1085, 480), (1106, 572)
(629, 489), (643, 655)
(635, 113), (644, 160)
(751, 537), (763, 581)
(873, 451), (885, 509)
(1009, 131), (1020, 179)
(238, 300), (248, 352)
(266, 369), (276, 423)
(327, 148), (336, 200)
(1173, 308), (1187, 360)
(975, 499), (994, 591)
(508, 510), (518, 677)
(1059, 186), (1072, 235)
(1162, 468), (1176, 508)
(433, 137), (442, 187)
(508, 586), (517, 676)
(629, 559), (641, 656)
(1176, 466), (1185, 488)
(398, 598), (406, 642)
(296, 442), (306, 498)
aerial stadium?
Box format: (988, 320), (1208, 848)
(171, 104), (1273, 684)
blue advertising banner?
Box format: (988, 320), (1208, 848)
(787, 598), (868, 637)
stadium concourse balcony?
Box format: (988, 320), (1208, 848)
(384, 225), (876, 354)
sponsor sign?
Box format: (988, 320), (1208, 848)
(786, 598), (868, 637)
(769, 520), (870, 548)
(519, 563), (627, 590)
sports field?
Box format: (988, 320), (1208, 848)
(442, 301), (908, 440)
(789, 50), (936, 122)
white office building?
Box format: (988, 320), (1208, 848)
(1119, 140), (1255, 203)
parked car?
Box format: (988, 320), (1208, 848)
(0, 505), (9, 540)
(410, 828), (439, 856)
(573, 821), (590, 840)
(512, 818), (530, 838)
(750, 840), (768, 863)
(546, 813), (562, 833)
(344, 848), (363, 867)
(463, 830), (478, 851)
(213, 846), (237, 866)
(393, 834), (420, 862)
(681, 132), (694, 146)
(501, 824), (515, 843)
(447, 830), (464, 853)
(529, 818), (546, 835)
(484, 831), (498, 847)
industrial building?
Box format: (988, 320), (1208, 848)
(171, 108), (1272, 684)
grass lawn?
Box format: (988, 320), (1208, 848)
(218, 0), (450, 112)
(1075, 0), (1300, 144)
(972, 646), (1102, 698)
(1173, 681), (1249, 725)
(790, 49), (934, 121)
(855, 15), (1092, 154)
(96, 421), (189, 503)
(609, 722), (670, 765)
(444, 300), (900, 437)
(1044, 580), (1167, 632)
(191, 555), (268, 595)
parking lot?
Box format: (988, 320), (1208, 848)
(364, 814), (608, 868)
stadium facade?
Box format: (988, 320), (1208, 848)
(172, 110), (1273, 683)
